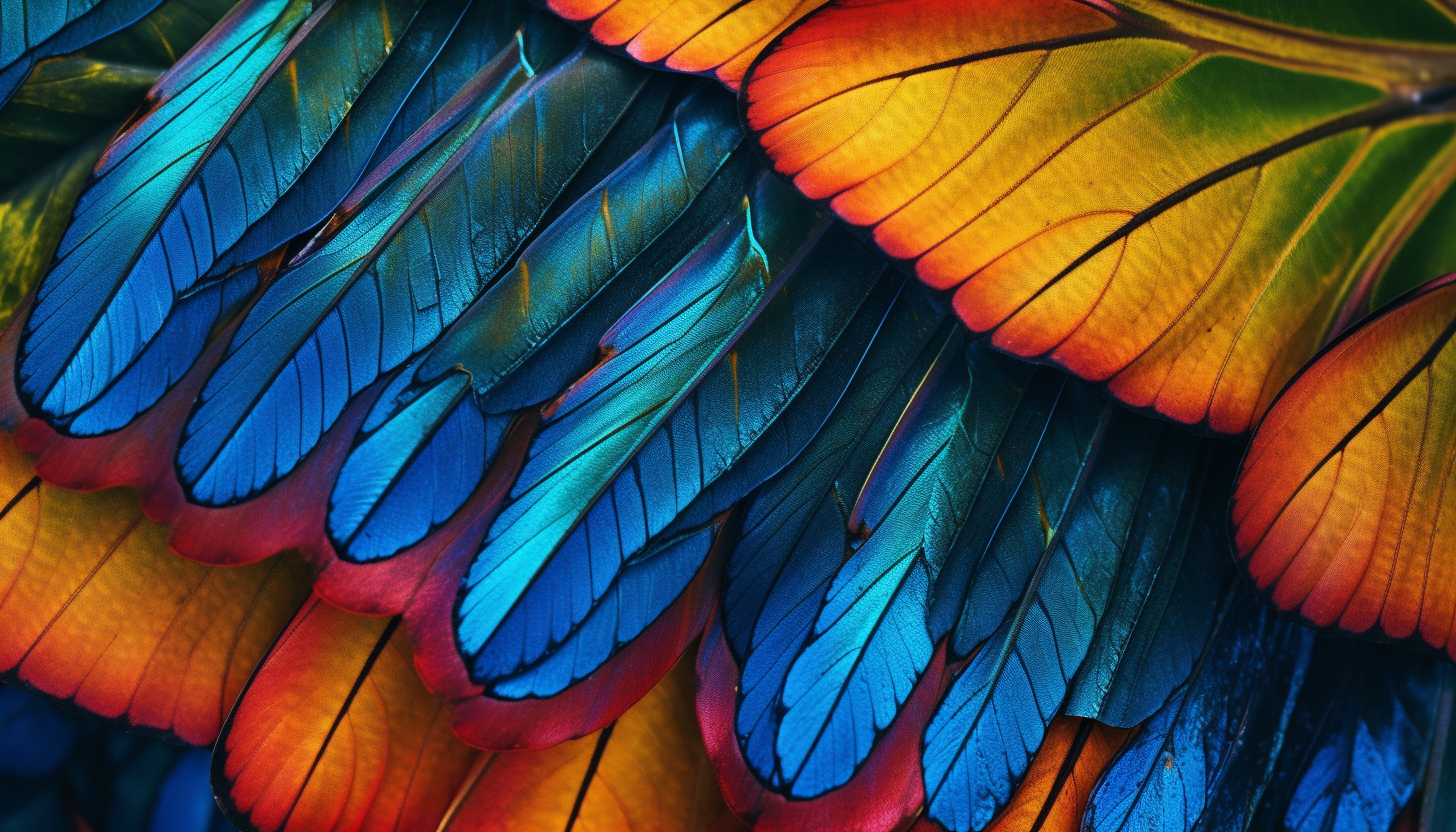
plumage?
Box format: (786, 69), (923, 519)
(0, 430), (310, 745)
(20, 0), (435, 435)
(176, 35), (642, 506)
(0, 0), (163, 106)
(1086, 583), (1316, 832)
(213, 597), (476, 832)
(0, 2), (1453, 831)
(1253, 641), (1443, 832)
(738, 0), (1456, 435)
(328, 85), (744, 564)
(455, 170), (825, 693)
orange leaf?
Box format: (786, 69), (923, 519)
(544, 0), (830, 88)
(1233, 273), (1456, 655)
(0, 430), (309, 745)
(214, 596), (476, 832)
(439, 655), (745, 832)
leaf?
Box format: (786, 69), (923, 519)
(0, 430), (311, 745)
(175, 40), (646, 506)
(326, 85), (745, 564)
(0, 56), (159, 188)
(454, 171), (823, 690)
(0, 0), (162, 105)
(1085, 583), (1316, 832)
(213, 596), (477, 832)
(0, 136), (106, 331)
(544, 0), (830, 89)
(17, 0), (441, 436)
(437, 657), (745, 832)
(1252, 639), (1442, 832)
(1232, 273), (1456, 656)
(741, 0), (1456, 434)
(82, 0), (240, 66)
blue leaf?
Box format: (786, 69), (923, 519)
(1085, 583), (1317, 832)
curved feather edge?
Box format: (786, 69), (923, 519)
(698, 618), (948, 832)
(402, 503), (734, 750)
(1083, 583), (1316, 832)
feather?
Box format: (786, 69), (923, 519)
(716, 279), (950, 825)
(1085, 583), (1316, 832)
(19, 0), (451, 436)
(770, 331), (983, 798)
(922, 409), (1153, 832)
(0, 0), (162, 106)
(327, 85), (744, 564)
(454, 170), (825, 689)
(213, 596), (477, 832)
(205, 0), (502, 278)
(0, 56), (159, 189)
(437, 658), (745, 832)
(1064, 435), (1234, 728)
(175, 38), (646, 506)
(1253, 640), (1441, 832)
(1234, 272), (1456, 658)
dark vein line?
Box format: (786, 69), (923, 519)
(1030, 718), (1096, 832)
(563, 722), (616, 832)
(278, 615), (402, 829)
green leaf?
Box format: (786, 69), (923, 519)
(0, 56), (159, 187)
(0, 136), (106, 328)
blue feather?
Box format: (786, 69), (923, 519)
(326, 86), (744, 561)
(922, 409), (1161, 832)
(0, 0), (161, 105)
(477, 224), (881, 699)
(208, 0), (506, 278)
(722, 283), (949, 792)
(771, 332), (989, 798)
(936, 379), (1111, 658)
(176, 40), (642, 506)
(1085, 584), (1316, 832)
(455, 171), (826, 692)
(19, 0), (441, 435)
(1063, 434), (1233, 728)
(1253, 640), (1441, 832)
(148, 748), (234, 832)
(0, 685), (79, 778)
